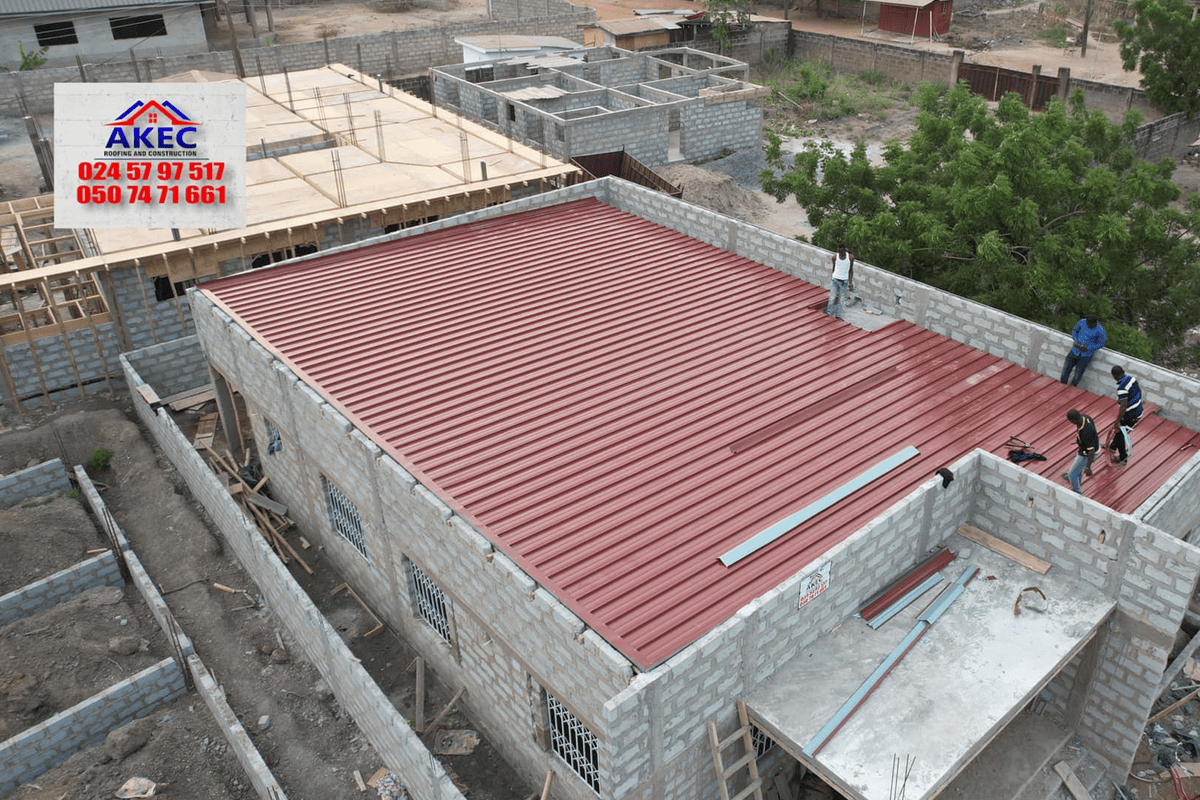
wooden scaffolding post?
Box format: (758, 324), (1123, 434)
(707, 700), (764, 800)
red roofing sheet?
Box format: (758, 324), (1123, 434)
(201, 198), (1200, 670)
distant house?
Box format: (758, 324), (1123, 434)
(876, 0), (953, 39)
(0, 0), (216, 69)
(455, 34), (582, 64)
(584, 15), (683, 49)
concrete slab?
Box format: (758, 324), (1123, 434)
(244, 180), (337, 225)
(745, 540), (1114, 800)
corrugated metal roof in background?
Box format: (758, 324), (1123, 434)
(1, 0), (195, 15)
(202, 199), (1200, 670)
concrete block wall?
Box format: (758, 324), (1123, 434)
(187, 292), (638, 800)
(489, 0), (581, 20)
(1, 14), (594, 114)
(0, 457), (71, 508)
(599, 454), (977, 800)
(1132, 109), (1200, 161)
(679, 95), (763, 162)
(792, 31), (951, 85)
(187, 654), (288, 800)
(588, 178), (1200, 431)
(0, 551), (122, 628)
(0, 658), (186, 796)
(122, 347), (467, 800)
(0, 322), (122, 412)
(1137, 450), (1200, 541)
(966, 451), (1200, 777)
(567, 106), (670, 165)
(188, 276), (988, 799)
(121, 334), (210, 400)
(109, 263), (196, 349)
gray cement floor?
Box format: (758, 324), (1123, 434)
(745, 540), (1115, 800)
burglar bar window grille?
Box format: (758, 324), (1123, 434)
(546, 692), (600, 793)
(408, 561), (451, 643)
(264, 418), (283, 454)
(321, 475), (367, 559)
(751, 725), (774, 758)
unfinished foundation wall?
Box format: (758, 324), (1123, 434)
(0, 322), (123, 418)
(121, 349), (467, 800)
(600, 454), (977, 800)
(967, 452), (1200, 777)
(188, 292), (636, 800)
(678, 94), (764, 163)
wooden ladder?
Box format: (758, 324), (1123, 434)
(708, 700), (764, 800)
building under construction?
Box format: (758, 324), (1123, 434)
(0, 64), (581, 423)
(131, 174), (1200, 800)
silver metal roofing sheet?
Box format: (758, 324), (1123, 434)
(1, 0), (194, 14)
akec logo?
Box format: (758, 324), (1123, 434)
(104, 99), (201, 155)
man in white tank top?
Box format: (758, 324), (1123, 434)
(827, 244), (854, 319)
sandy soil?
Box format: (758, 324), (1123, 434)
(0, 401), (528, 800)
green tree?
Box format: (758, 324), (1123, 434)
(706, 0), (752, 53)
(1115, 0), (1200, 118)
(761, 82), (1200, 360)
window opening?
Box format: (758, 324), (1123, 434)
(153, 276), (196, 302)
(249, 244), (318, 269)
(750, 725), (775, 758)
(408, 561), (451, 643)
(547, 692), (600, 793)
(264, 418), (283, 455)
(110, 14), (167, 39)
(321, 475), (368, 559)
(36, 21), (79, 46)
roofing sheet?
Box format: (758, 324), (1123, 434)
(596, 16), (681, 34)
(201, 198), (1200, 670)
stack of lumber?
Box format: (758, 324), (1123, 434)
(202, 443), (313, 576)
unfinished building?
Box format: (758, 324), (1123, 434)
(430, 46), (769, 166)
(178, 176), (1200, 800)
(0, 65), (580, 423)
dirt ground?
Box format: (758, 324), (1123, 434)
(0, 400), (527, 800)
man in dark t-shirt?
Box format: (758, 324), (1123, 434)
(1063, 409), (1098, 495)
(1109, 366), (1144, 466)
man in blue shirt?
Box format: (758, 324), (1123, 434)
(1060, 315), (1106, 386)
(1109, 365), (1143, 466)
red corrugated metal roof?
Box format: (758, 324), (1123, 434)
(202, 198), (1200, 670)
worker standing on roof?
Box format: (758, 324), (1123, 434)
(826, 244), (854, 320)
(1063, 409), (1099, 494)
(1108, 366), (1143, 467)
(1059, 315), (1106, 386)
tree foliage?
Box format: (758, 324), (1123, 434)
(705, 0), (752, 53)
(1115, 0), (1200, 119)
(761, 82), (1200, 360)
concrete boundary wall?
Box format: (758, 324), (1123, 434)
(0, 457), (72, 508)
(187, 653), (288, 800)
(0, 551), (122, 629)
(120, 351), (467, 800)
(0, 658), (186, 796)
(1, 11), (594, 114)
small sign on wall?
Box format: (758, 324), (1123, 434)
(798, 562), (832, 608)
(54, 83), (246, 230)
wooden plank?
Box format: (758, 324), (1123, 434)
(957, 524), (1051, 575)
(422, 686), (466, 736)
(136, 383), (161, 406)
(166, 386), (216, 411)
(247, 492), (287, 516)
(1053, 761), (1091, 800)
(194, 413), (218, 449)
